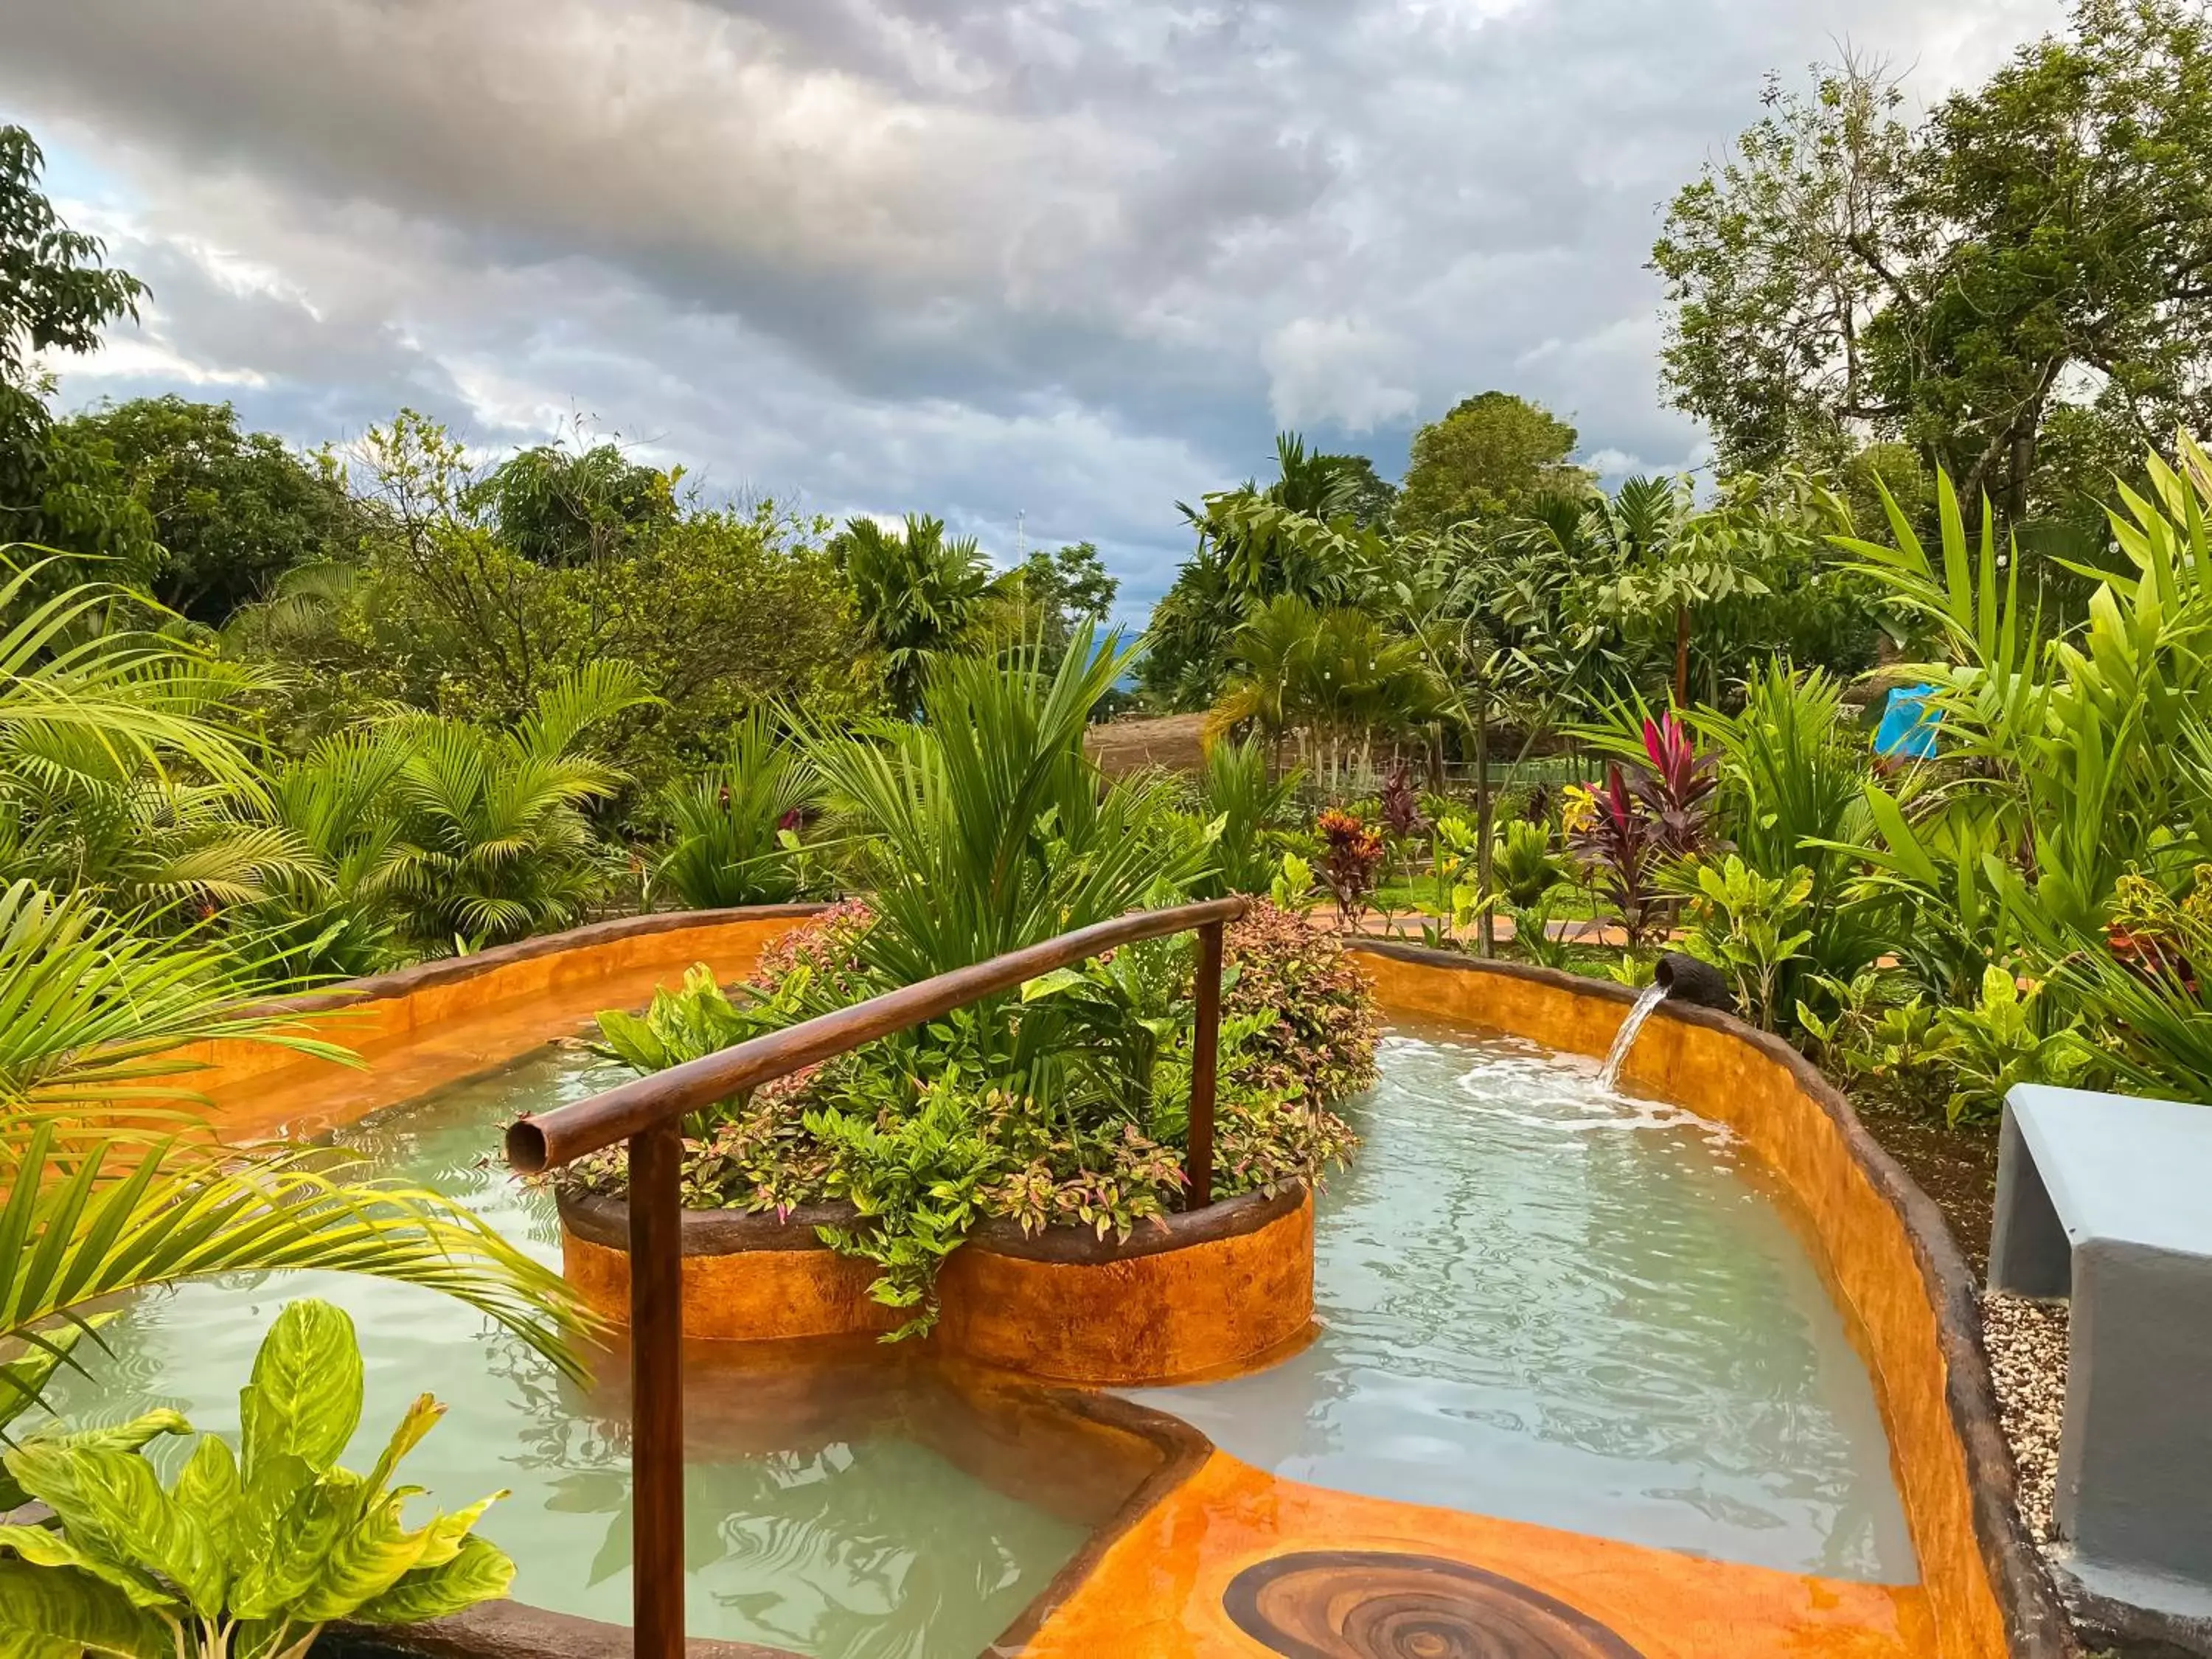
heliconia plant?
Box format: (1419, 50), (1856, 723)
(0, 1299), (513, 1659)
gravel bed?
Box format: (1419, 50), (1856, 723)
(1981, 1290), (2070, 1544)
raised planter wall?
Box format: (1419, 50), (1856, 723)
(560, 1194), (900, 1342)
(1352, 941), (2078, 1659)
(555, 1184), (1316, 1386)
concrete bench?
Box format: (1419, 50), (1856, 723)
(1989, 1083), (2212, 1629)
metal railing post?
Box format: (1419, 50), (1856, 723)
(1187, 918), (1223, 1208)
(628, 1119), (685, 1659)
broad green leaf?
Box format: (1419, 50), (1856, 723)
(32, 1410), (192, 1459)
(0, 1402), (185, 1516)
(364, 1394), (444, 1495)
(0, 1559), (172, 1659)
(1019, 967), (1090, 1002)
(349, 1534), (515, 1625)
(0, 1523), (177, 1613)
(58, 1447), (221, 1619)
(293, 1490), (433, 1623)
(169, 1436), (241, 1607)
(229, 1450), (317, 1590)
(229, 1468), (365, 1621)
(0, 1522), (175, 1628)
(240, 1301), (363, 1481)
(413, 1490), (507, 1571)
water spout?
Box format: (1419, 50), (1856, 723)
(1599, 982), (1668, 1091)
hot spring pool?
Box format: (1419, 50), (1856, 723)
(48, 1015), (1917, 1657)
(1135, 1020), (1916, 1582)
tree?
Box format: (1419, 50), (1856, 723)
(233, 412), (875, 785)
(1395, 392), (1594, 533)
(1143, 434), (1396, 709)
(60, 396), (364, 622)
(469, 437), (676, 568)
(0, 125), (155, 571)
(1014, 540), (1118, 666)
(1655, 3), (2212, 529)
(832, 513), (1009, 717)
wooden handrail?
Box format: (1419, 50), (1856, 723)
(507, 895), (1248, 1175)
(504, 895), (1248, 1659)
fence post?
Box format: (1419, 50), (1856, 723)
(629, 1119), (686, 1659)
(1188, 918), (1224, 1208)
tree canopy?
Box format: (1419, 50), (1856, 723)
(0, 125), (154, 570)
(1654, 0), (2212, 527)
(60, 396), (366, 622)
(1395, 391), (1593, 533)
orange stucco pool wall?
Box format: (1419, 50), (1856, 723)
(932, 1191), (1315, 1385)
(187, 908), (824, 1143)
(561, 1227), (901, 1342)
(559, 1189), (1318, 1385)
(1348, 944), (2070, 1659)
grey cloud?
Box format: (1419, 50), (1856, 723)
(2, 0), (2068, 599)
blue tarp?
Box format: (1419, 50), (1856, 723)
(1874, 683), (1943, 759)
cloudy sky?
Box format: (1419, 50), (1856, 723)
(2, 0), (2063, 620)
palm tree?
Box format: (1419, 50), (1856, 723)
(832, 515), (1009, 717)
(0, 557), (588, 1391)
(1212, 595), (1441, 791)
(1211, 592), (1320, 765)
(0, 557), (296, 911)
(805, 628), (1202, 1107)
(386, 662), (655, 949)
(242, 726), (421, 978)
(0, 878), (590, 1388)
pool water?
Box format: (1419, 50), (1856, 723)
(45, 1014), (1919, 1657)
(41, 1045), (1102, 1659)
(1134, 1021), (1917, 1582)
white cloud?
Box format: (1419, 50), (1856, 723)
(1262, 317), (1419, 433)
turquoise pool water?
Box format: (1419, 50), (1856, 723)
(1133, 1020), (1918, 1583)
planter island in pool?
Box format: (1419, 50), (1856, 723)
(102, 908), (2081, 1659)
(555, 1183), (1316, 1384)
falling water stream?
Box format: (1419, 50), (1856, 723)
(1597, 981), (1669, 1090)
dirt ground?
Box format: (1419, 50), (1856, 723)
(1085, 713), (1209, 776)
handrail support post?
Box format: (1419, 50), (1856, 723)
(1188, 918), (1224, 1209)
(629, 1119), (686, 1659)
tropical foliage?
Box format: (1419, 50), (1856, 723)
(0, 1299), (513, 1659)
(565, 644), (1374, 1335)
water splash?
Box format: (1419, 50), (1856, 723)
(1598, 981), (1668, 1090)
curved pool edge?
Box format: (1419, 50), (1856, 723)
(324, 1382), (1215, 1659)
(145, 908), (2067, 1658)
(183, 905), (831, 1139)
(1347, 939), (2077, 1659)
